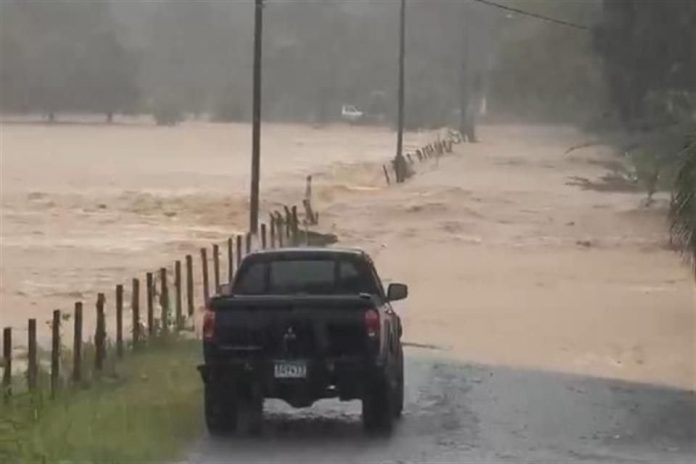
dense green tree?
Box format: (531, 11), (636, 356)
(670, 132), (696, 278)
(486, 0), (605, 122)
(594, 0), (696, 125)
(0, 0), (139, 120)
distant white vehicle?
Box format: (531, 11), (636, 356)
(341, 104), (364, 124)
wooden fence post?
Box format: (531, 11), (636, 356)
(95, 294), (105, 373)
(146, 272), (154, 337)
(116, 284), (123, 358)
(245, 233), (252, 254)
(261, 223), (267, 249)
(212, 244), (220, 291)
(27, 319), (37, 391)
(175, 260), (183, 330)
(236, 235), (243, 268)
(51, 310), (60, 398)
(291, 206), (299, 245)
(186, 255), (194, 316)
(73, 302), (83, 382)
(383, 165), (391, 185)
(270, 215), (276, 248)
(303, 199), (317, 226)
(131, 279), (140, 347)
(201, 248), (210, 303)
(284, 207), (292, 240)
(160, 267), (169, 334)
(277, 214), (285, 247)
(2, 327), (11, 402)
(227, 238), (234, 282)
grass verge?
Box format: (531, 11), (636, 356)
(0, 338), (203, 463)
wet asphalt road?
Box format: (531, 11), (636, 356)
(186, 352), (695, 464)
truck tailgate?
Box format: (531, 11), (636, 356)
(209, 295), (375, 359)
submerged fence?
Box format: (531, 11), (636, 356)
(0, 210), (304, 403)
(382, 128), (463, 185)
(0, 127), (462, 404)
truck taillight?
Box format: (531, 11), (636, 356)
(203, 309), (215, 341)
(365, 309), (380, 339)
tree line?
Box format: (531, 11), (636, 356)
(0, 0), (693, 132)
(0, 0), (470, 126)
(0, 0), (604, 127)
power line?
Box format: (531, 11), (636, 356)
(471, 0), (591, 31)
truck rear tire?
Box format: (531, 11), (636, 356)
(239, 390), (264, 435)
(362, 375), (393, 434)
(394, 348), (404, 418)
(204, 383), (237, 435)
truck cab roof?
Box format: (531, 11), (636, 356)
(244, 247), (370, 260)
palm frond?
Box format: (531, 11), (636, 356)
(669, 129), (696, 278)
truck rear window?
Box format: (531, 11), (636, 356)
(234, 259), (378, 295)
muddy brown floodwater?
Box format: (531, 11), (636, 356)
(0, 121), (432, 343)
(1, 122), (694, 462)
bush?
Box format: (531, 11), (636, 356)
(669, 131), (696, 277)
(212, 99), (247, 123)
(152, 101), (184, 126)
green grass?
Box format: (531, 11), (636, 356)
(0, 338), (204, 463)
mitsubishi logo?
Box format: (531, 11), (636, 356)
(284, 326), (297, 342)
(282, 326), (297, 354)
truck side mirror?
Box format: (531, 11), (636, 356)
(387, 283), (408, 302)
(218, 283), (233, 296)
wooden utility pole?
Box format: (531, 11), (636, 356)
(396, 0), (406, 162)
(249, 0), (264, 234)
(460, 1), (473, 141)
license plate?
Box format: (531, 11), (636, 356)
(274, 361), (307, 379)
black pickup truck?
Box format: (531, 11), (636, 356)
(198, 247), (407, 434)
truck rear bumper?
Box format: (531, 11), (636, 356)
(198, 357), (377, 406)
